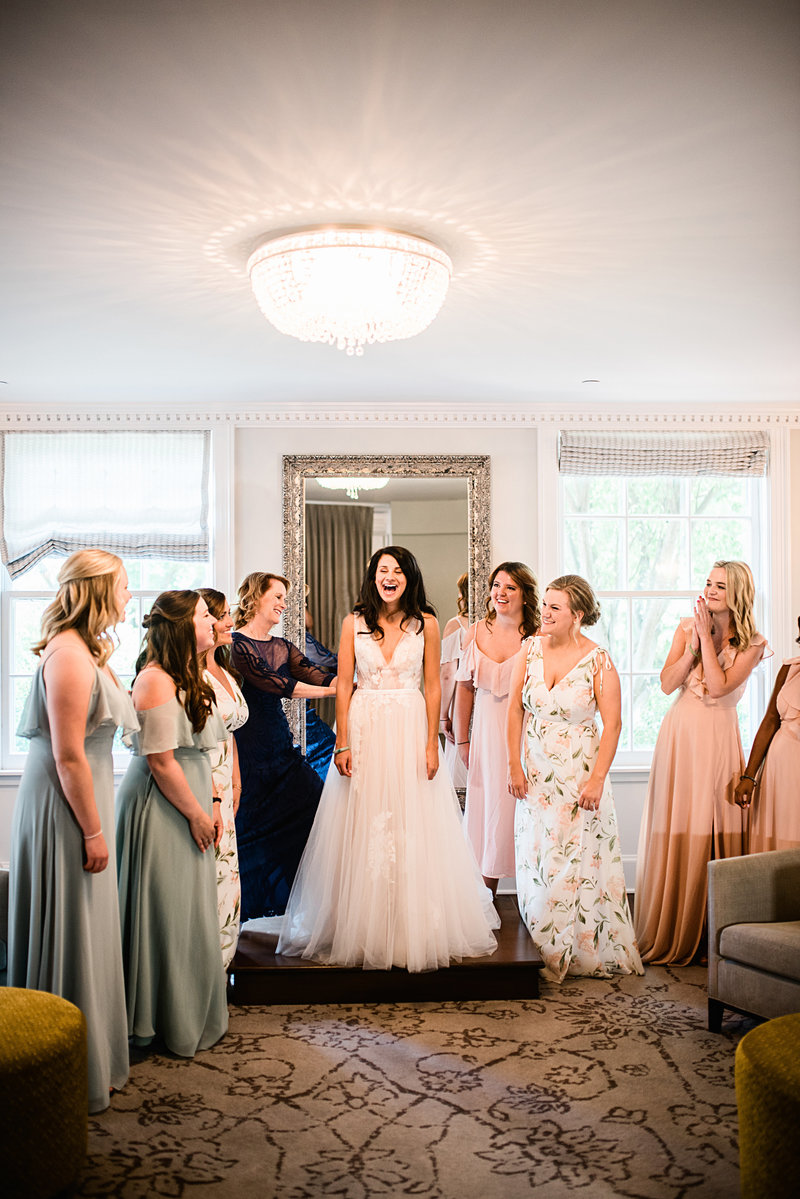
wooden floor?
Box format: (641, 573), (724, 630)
(227, 895), (543, 1005)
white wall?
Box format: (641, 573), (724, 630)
(2, 409), (797, 888)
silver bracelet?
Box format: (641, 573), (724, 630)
(83, 830), (103, 840)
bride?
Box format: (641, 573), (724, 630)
(277, 546), (499, 972)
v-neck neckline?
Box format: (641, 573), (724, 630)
(540, 644), (594, 693)
(377, 624), (406, 666)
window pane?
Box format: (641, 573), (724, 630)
(631, 596), (690, 672)
(562, 477), (624, 515)
(13, 676), (34, 751)
(618, 672), (631, 753)
(631, 674), (674, 752)
(690, 521), (751, 589)
(113, 599), (145, 682)
(127, 559), (207, 590)
(12, 599), (48, 671)
(9, 560), (62, 590)
(627, 478), (684, 516)
(595, 596), (629, 673)
(563, 519), (624, 589)
(691, 478), (749, 518)
(627, 519), (689, 590)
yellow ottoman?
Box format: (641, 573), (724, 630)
(736, 1013), (800, 1199)
(0, 988), (88, 1199)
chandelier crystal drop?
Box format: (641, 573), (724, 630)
(247, 228), (452, 355)
(315, 477), (389, 501)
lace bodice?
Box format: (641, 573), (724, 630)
(353, 614), (424, 690)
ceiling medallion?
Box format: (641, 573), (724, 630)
(247, 227), (452, 356)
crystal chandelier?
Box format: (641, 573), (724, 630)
(247, 228), (452, 356)
(315, 477), (389, 501)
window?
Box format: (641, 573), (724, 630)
(2, 554), (211, 769)
(0, 425), (230, 771)
(556, 431), (770, 764)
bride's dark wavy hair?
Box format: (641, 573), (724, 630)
(354, 545), (436, 640)
(135, 590), (215, 733)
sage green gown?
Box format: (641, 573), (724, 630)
(9, 662), (137, 1113)
(115, 696), (228, 1056)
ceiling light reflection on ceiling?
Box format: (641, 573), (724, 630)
(247, 228), (452, 355)
(315, 477), (389, 500)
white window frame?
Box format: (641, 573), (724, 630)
(537, 425), (786, 767)
(0, 423), (233, 774)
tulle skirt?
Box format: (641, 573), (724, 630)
(277, 686), (499, 972)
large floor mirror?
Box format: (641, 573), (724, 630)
(282, 454), (491, 744)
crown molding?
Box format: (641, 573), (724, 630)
(1, 401), (799, 429)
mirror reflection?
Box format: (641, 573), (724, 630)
(282, 453), (491, 749)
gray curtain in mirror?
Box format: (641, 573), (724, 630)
(304, 503), (374, 725)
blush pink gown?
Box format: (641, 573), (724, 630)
(749, 656), (800, 852)
(634, 625), (769, 965)
(456, 625), (520, 880)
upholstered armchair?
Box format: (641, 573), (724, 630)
(707, 849), (800, 1032)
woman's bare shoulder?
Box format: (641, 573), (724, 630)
(132, 665), (176, 710)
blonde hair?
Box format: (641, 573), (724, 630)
(234, 572), (290, 628)
(33, 549), (125, 667)
(456, 572), (469, 618)
(546, 574), (601, 628)
(713, 560), (757, 650)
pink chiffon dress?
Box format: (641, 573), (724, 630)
(634, 622), (769, 965)
(440, 618), (468, 791)
(456, 624), (520, 879)
(749, 656), (800, 852)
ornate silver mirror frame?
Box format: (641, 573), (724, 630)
(282, 453), (491, 743)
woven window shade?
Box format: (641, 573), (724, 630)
(1, 430), (210, 578)
(558, 431), (769, 477)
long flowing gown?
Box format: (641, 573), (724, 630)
(115, 696), (228, 1056)
(634, 624), (769, 965)
(749, 655), (800, 853)
(515, 638), (642, 984)
(231, 633), (335, 919)
(457, 624), (519, 878)
(441, 619), (468, 790)
(277, 615), (499, 971)
(8, 661), (137, 1113)
(205, 668), (249, 969)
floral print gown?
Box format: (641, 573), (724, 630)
(205, 668), (249, 969)
(515, 638), (643, 983)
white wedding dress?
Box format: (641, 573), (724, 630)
(277, 615), (499, 971)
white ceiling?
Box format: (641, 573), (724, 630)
(2, 0), (798, 411)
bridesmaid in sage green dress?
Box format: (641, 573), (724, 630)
(116, 590), (228, 1057)
(8, 549), (136, 1114)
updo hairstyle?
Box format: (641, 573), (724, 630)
(546, 574), (601, 627)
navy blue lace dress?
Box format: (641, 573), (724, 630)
(231, 633), (335, 919)
(304, 631), (338, 780)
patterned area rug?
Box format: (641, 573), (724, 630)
(80, 966), (753, 1198)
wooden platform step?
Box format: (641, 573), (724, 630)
(227, 895), (542, 1005)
